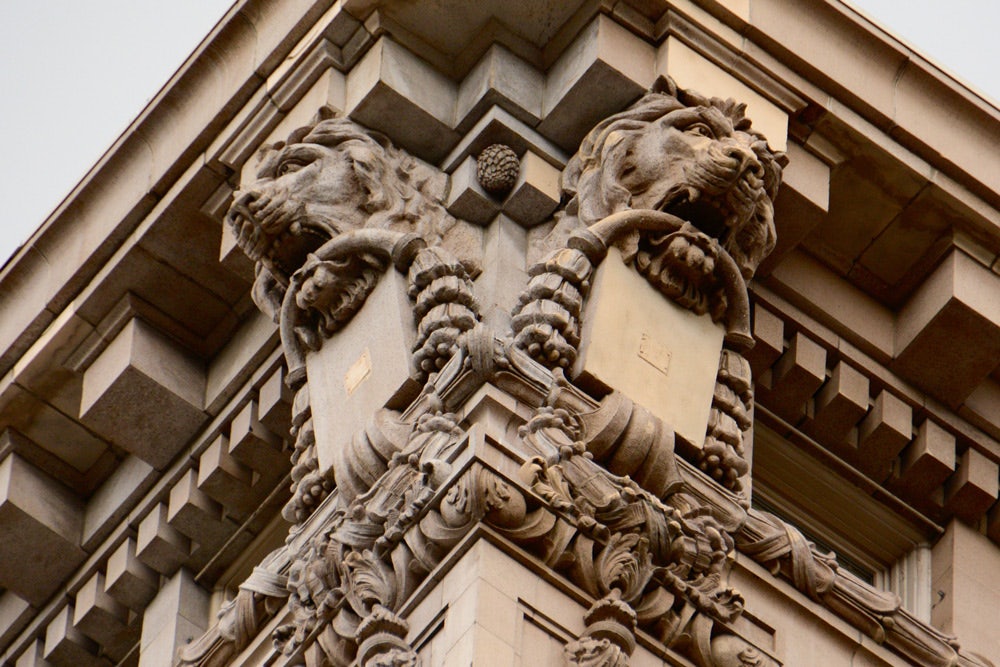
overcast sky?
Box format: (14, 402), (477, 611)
(0, 1), (998, 264)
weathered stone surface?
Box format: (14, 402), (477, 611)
(136, 502), (191, 576)
(73, 571), (129, 648)
(105, 536), (160, 612)
(0, 453), (86, 606)
(945, 447), (998, 522)
(895, 249), (1000, 407)
(575, 248), (725, 447)
(307, 268), (418, 474)
(43, 605), (108, 667)
(539, 15), (655, 150)
(657, 37), (787, 152)
(138, 569), (209, 667)
(80, 318), (207, 469)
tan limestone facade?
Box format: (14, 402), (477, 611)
(2, 2), (1000, 667)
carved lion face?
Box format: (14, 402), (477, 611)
(564, 79), (786, 278)
(227, 119), (389, 285)
(227, 117), (453, 288)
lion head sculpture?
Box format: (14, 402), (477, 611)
(227, 113), (459, 316)
(561, 77), (786, 279)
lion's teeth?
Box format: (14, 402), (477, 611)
(290, 221), (302, 236)
(687, 187), (700, 203)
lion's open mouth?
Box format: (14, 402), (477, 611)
(227, 203), (334, 281)
(262, 221), (331, 279)
(658, 186), (736, 240)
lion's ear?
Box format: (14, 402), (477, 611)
(651, 75), (678, 97)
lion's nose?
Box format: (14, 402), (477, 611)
(724, 145), (764, 181)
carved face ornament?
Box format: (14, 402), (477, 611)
(567, 85), (784, 279)
(622, 106), (767, 242)
(228, 137), (373, 284)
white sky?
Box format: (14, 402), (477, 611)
(0, 1), (998, 265)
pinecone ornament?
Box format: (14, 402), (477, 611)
(476, 144), (519, 194)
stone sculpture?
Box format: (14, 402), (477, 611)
(180, 78), (989, 667)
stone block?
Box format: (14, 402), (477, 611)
(0, 590), (32, 649)
(760, 142), (829, 275)
(197, 434), (257, 518)
(446, 156), (501, 226)
(138, 569), (209, 667)
(14, 639), (49, 667)
(136, 503), (191, 575)
(167, 469), (236, 547)
(455, 44), (543, 130)
(228, 399), (289, 476)
(945, 447), (998, 523)
(105, 537), (159, 612)
(804, 361), (869, 447)
(746, 304), (784, 378)
(73, 571), (129, 648)
(931, 520), (1000, 660)
(346, 37), (459, 162)
(0, 452), (86, 605)
(43, 605), (108, 667)
(574, 248), (724, 447)
(257, 366), (293, 437)
(895, 249), (1000, 407)
(857, 390), (912, 479)
(759, 331), (826, 421)
(500, 150), (560, 228)
(539, 15), (655, 151)
(83, 454), (155, 551)
(475, 215), (528, 330)
(889, 419), (955, 500)
(80, 319), (207, 469)
(768, 250), (895, 361)
(308, 268), (419, 474)
(656, 37), (787, 152)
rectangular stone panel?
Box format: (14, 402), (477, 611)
(80, 318), (207, 469)
(0, 452), (86, 605)
(574, 248), (724, 447)
(308, 268), (418, 474)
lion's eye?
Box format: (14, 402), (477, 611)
(687, 124), (714, 138)
(277, 159), (308, 176)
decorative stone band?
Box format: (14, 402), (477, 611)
(737, 509), (993, 667)
(179, 329), (992, 667)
